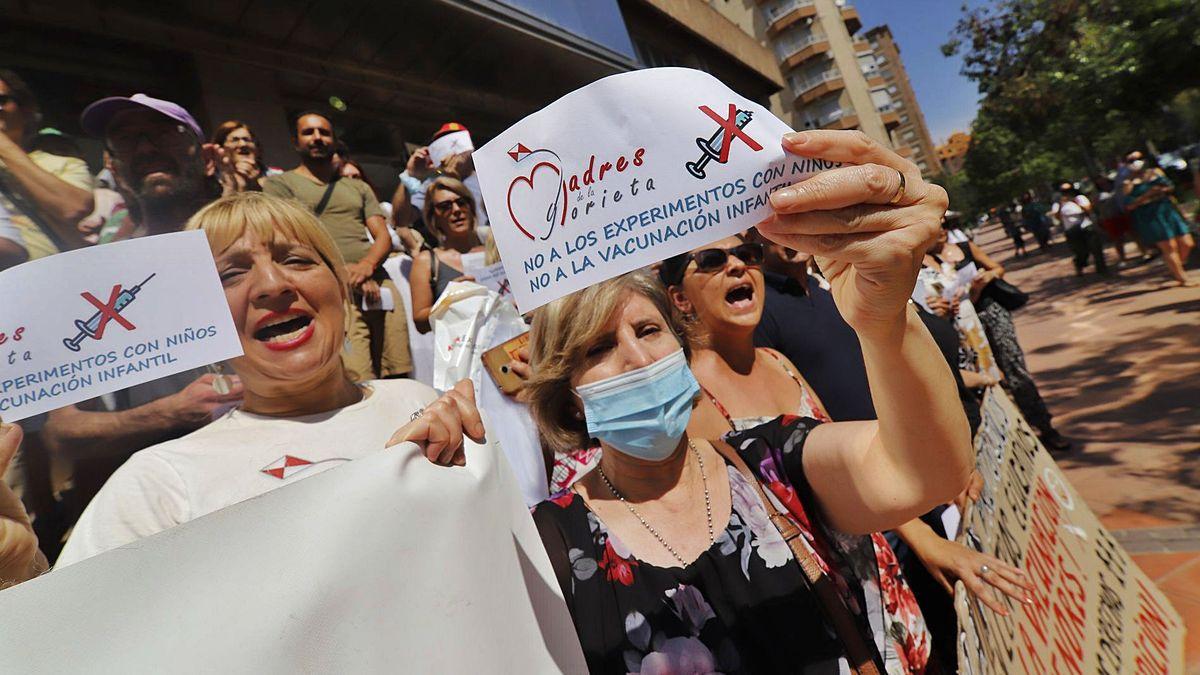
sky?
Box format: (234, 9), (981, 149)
(853, 0), (992, 144)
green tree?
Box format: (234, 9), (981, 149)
(943, 0), (1200, 203)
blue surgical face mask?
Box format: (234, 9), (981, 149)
(575, 348), (700, 462)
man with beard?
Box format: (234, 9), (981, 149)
(264, 112), (411, 381)
(0, 68), (95, 259)
(37, 95), (244, 556)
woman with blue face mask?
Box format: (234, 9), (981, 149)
(400, 130), (980, 672)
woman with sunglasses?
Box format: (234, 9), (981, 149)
(659, 236), (829, 436)
(408, 176), (485, 333)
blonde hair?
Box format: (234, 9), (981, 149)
(525, 271), (694, 453)
(422, 176), (476, 243)
(184, 192), (349, 300)
(484, 232), (501, 265)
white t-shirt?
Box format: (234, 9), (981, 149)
(1052, 196), (1093, 229)
(58, 379), (437, 567)
(0, 201), (24, 248)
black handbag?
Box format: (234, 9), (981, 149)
(983, 277), (1029, 311)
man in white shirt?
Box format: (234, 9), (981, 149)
(1051, 182), (1110, 276)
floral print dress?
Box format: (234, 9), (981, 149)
(532, 416), (934, 674)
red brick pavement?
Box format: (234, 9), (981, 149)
(975, 222), (1200, 671)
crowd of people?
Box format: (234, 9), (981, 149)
(987, 149), (1197, 287)
(0, 67), (1056, 672)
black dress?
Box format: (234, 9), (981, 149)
(533, 417), (934, 674)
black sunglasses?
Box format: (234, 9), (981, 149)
(682, 242), (764, 277)
(433, 196), (470, 214)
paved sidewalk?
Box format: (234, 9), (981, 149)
(975, 222), (1200, 671)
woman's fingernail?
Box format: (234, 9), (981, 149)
(770, 187), (799, 210)
(784, 132), (808, 146)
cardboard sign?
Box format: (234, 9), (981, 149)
(474, 67), (835, 310)
(0, 231), (242, 421)
(955, 388), (1185, 674)
(0, 439), (585, 672)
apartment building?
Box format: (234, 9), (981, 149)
(937, 132), (972, 175)
(859, 25), (940, 179)
(709, 0), (898, 148)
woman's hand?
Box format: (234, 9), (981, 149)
(0, 424), (46, 589)
(926, 295), (952, 318)
(360, 279), (382, 306)
(759, 130), (948, 339)
(913, 535), (1034, 616)
(387, 380), (485, 467)
(953, 469), (984, 515)
(505, 347), (533, 401)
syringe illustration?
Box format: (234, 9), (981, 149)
(686, 109), (754, 179)
(63, 273), (156, 352)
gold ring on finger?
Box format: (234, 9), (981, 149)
(888, 169), (907, 205)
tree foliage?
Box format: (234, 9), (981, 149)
(943, 0), (1200, 206)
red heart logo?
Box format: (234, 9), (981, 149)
(506, 161), (566, 241)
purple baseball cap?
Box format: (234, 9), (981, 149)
(80, 94), (204, 142)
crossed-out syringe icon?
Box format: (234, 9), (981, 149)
(686, 109), (754, 179)
(63, 273), (157, 352)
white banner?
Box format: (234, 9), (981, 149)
(0, 231), (242, 421)
(474, 67), (835, 310)
(0, 439), (585, 673)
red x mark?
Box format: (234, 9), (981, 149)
(498, 279), (511, 296)
(81, 285), (136, 340)
(699, 104), (763, 163)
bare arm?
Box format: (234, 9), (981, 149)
(803, 307), (972, 533)
(757, 130), (973, 535)
(41, 374), (243, 461)
(0, 237), (27, 270)
(409, 250), (436, 334)
(967, 240), (1004, 276)
(0, 135), (93, 249)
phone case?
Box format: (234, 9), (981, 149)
(482, 332), (530, 395)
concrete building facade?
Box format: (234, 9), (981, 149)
(707, 0), (898, 149)
(859, 25), (940, 179)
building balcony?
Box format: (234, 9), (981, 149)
(877, 101), (901, 129)
(839, 4), (862, 34)
(764, 0), (817, 36)
(895, 144), (914, 158)
(777, 35), (830, 70)
(823, 112), (859, 131)
(865, 74), (886, 89)
(853, 39), (873, 54)
(792, 69), (844, 105)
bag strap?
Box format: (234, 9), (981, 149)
(313, 176), (340, 216)
(710, 439), (885, 675)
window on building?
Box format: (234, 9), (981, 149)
(880, 69), (893, 80)
(917, 161), (929, 171)
(903, 129), (917, 141)
(857, 53), (877, 76)
(900, 114), (910, 124)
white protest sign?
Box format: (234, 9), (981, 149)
(0, 439), (586, 673)
(430, 128), (474, 166)
(461, 253), (512, 298)
(0, 231), (242, 421)
(474, 67), (836, 310)
(360, 286), (396, 312)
